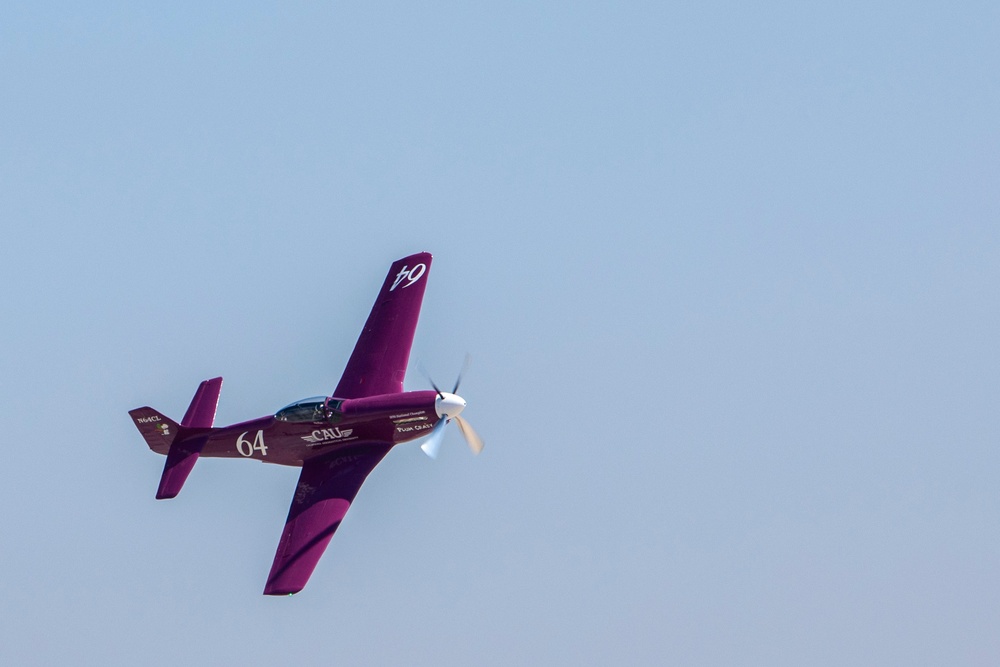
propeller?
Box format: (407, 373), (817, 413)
(418, 355), (484, 458)
(424, 354), (470, 398)
(453, 415), (484, 455)
(419, 417), (449, 459)
(451, 354), (471, 394)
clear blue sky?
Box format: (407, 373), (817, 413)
(2, 2), (998, 665)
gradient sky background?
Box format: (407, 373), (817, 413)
(2, 2), (999, 665)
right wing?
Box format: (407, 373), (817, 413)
(333, 252), (432, 399)
(263, 444), (393, 596)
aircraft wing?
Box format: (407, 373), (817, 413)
(333, 252), (432, 399)
(263, 444), (393, 595)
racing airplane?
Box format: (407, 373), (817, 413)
(129, 252), (482, 595)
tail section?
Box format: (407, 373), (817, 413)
(130, 377), (223, 499)
(156, 434), (208, 500)
(180, 376), (223, 428)
(128, 407), (180, 455)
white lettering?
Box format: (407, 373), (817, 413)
(390, 411), (425, 419)
(302, 427), (355, 445)
(390, 263), (427, 291)
(396, 422), (434, 433)
(237, 430), (267, 457)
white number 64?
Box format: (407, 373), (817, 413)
(236, 430), (268, 457)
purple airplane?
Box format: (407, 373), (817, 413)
(129, 252), (482, 595)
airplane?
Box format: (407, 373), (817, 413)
(129, 252), (483, 595)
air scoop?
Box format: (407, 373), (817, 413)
(435, 392), (466, 419)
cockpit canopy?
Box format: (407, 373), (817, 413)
(274, 397), (343, 423)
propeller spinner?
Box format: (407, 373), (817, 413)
(420, 360), (484, 458)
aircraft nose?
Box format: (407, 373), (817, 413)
(435, 392), (466, 419)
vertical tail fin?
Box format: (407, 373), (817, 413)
(129, 377), (223, 500)
(128, 407), (180, 454)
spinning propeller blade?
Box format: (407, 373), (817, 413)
(419, 363), (445, 400)
(452, 354), (471, 394)
(420, 418), (449, 459)
(419, 355), (484, 458)
(428, 379), (444, 400)
(454, 415), (484, 455)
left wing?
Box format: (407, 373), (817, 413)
(263, 444), (393, 595)
(333, 252), (432, 399)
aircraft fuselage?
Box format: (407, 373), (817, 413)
(191, 390), (442, 466)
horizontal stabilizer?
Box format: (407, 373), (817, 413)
(156, 434), (209, 500)
(130, 377), (224, 500)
